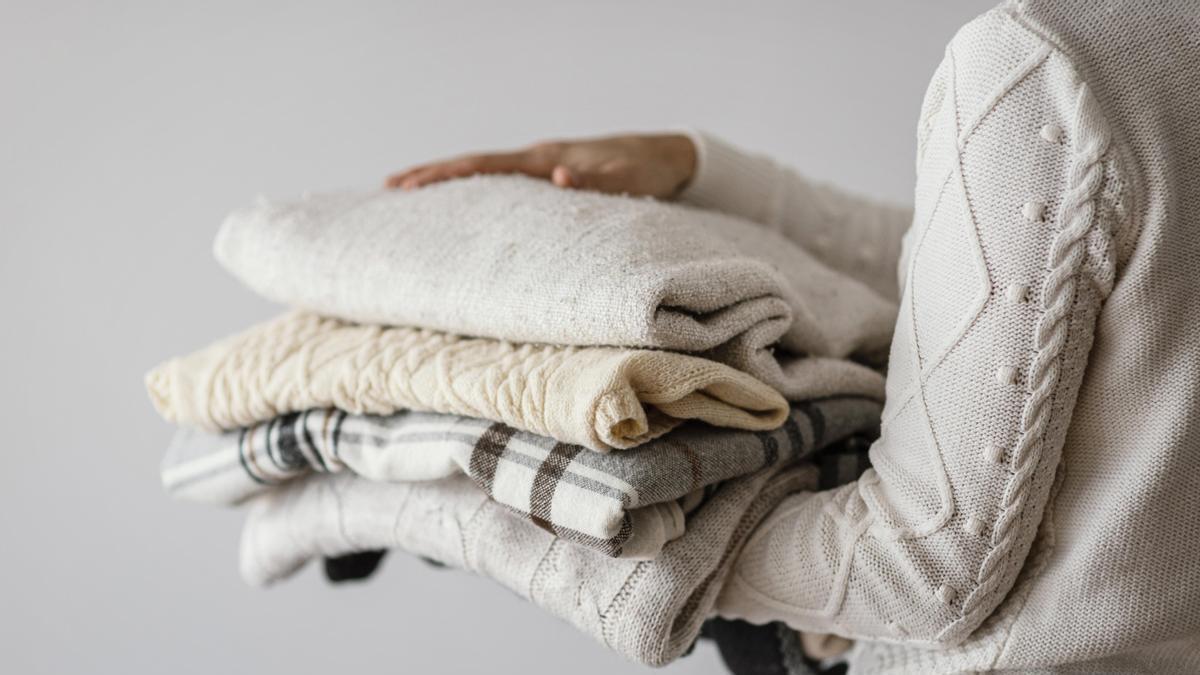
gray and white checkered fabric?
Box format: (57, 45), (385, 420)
(164, 396), (880, 558)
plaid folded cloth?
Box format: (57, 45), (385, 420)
(237, 400), (881, 666)
(166, 397), (877, 559)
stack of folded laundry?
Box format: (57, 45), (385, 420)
(145, 175), (890, 667)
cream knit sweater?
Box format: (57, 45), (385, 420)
(145, 312), (795, 452)
(688, 1), (1200, 672)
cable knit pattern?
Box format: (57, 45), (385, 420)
(145, 312), (796, 452)
(678, 3), (1188, 669)
(961, 81), (1112, 621)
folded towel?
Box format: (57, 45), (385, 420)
(214, 176), (894, 398)
(238, 406), (879, 666)
(145, 312), (807, 451)
(163, 398), (878, 558)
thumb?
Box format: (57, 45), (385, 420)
(551, 162), (633, 195)
(551, 164), (577, 189)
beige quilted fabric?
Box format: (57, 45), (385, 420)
(144, 312), (790, 452)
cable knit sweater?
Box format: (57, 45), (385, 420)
(686, 1), (1200, 672)
(145, 312), (792, 452)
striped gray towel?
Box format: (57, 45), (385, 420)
(165, 397), (878, 559)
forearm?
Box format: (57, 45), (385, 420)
(711, 17), (1129, 642)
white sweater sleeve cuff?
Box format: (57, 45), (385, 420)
(676, 130), (911, 304)
(678, 129), (781, 225)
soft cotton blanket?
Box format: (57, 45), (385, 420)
(214, 176), (893, 399)
(164, 398), (876, 559)
(146, 312), (804, 452)
(238, 404), (879, 666)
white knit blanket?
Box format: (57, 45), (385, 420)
(238, 391), (879, 666)
(243, 463), (816, 666)
(214, 176), (894, 398)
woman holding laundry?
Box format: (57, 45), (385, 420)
(384, 1), (1200, 673)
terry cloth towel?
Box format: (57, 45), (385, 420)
(145, 311), (807, 452)
(213, 175), (894, 399)
(238, 404), (880, 667)
(163, 398), (876, 559)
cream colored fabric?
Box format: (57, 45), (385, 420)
(236, 397), (883, 667)
(684, 131), (912, 307)
(213, 174), (896, 397)
(144, 311), (811, 452)
(240, 468), (810, 667)
(684, 1), (1200, 672)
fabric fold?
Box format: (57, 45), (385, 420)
(241, 466), (798, 665)
(237, 398), (880, 666)
(145, 311), (799, 452)
(213, 175), (895, 395)
(164, 398), (880, 559)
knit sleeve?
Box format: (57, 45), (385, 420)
(714, 8), (1128, 647)
(679, 131), (913, 304)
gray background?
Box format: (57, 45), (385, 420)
(1, 1), (995, 673)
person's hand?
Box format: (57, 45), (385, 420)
(385, 133), (697, 199)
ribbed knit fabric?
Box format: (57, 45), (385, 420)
(144, 311), (800, 452)
(242, 470), (805, 667)
(684, 128), (912, 306)
(682, 2), (1200, 672)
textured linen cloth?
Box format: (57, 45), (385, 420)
(163, 400), (872, 559)
(238, 406), (881, 667)
(144, 311), (809, 452)
(679, 2), (1200, 672)
(213, 174), (895, 397)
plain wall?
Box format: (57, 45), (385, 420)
(0, 1), (997, 673)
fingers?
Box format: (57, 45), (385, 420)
(383, 155), (495, 190)
(384, 165), (427, 190)
(799, 632), (854, 660)
(550, 165), (576, 188)
(382, 140), (646, 195)
(385, 144), (564, 190)
(554, 159), (639, 195)
(384, 153), (526, 190)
